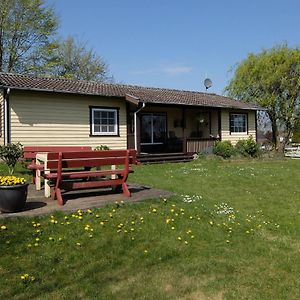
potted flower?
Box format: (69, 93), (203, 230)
(0, 143), (29, 213)
(0, 176), (28, 212)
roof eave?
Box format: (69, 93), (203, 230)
(0, 85), (124, 99)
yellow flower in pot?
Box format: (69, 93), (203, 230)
(0, 143), (28, 213)
(0, 176), (28, 213)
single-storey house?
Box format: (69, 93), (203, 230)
(0, 72), (260, 156)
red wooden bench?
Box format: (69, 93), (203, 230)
(43, 150), (136, 205)
(23, 146), (93, 183)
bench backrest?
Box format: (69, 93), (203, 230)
(23, 146), (93, 159)
(46, 150), (132, 170)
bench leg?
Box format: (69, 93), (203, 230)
(52, 187), (64, 206)
(32, 170), (36, 184)
(36, 169), (41, 190)
(122, 182), (131, 197)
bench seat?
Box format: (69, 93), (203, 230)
(44, 169), (126, 180)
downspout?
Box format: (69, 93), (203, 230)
(4, 87), (10, 145)
(134, 102), (145, 151)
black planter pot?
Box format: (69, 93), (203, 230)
(0, 183), (29, 213)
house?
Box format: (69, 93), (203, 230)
(0, 72), (260, 156)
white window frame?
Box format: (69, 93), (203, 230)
(91, 107), (118, 136)
(230, 113), (247, 134)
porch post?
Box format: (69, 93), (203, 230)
(182, 107), (187, 153)
(136, 113), (141, 154)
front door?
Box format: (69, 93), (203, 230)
(140, 113), (167, 153)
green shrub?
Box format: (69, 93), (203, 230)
(0, 142), (23, 174)
(94, 145), (110, 151)
(213, 140), (235, 159)
(235, 136), (260, 157)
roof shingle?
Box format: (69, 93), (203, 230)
(0, 72), (260, 110)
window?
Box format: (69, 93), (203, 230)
(90, 107), (119, 136)
(230, 113), (247, 133)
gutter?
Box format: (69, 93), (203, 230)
(3, 87), (10, 145)
(134, 102), (146, 151)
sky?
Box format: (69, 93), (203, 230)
(47, 0), (300, 95)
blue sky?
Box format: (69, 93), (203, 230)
(48, 0), (300, 94)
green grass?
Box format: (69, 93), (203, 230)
(1, 158), (300, 299)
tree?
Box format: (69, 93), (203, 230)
(0, 0), (58, 73)
(226, 45), (300, 151)
(48, 37), (110, 82)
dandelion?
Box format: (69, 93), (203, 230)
(1, 225), (7, 230)
(20, 273), (35, 284)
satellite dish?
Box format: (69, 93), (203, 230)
(204, 78), (212, 90)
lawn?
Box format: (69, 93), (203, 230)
(0, 158), (300, 299)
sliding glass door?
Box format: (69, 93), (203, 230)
(140, 113), (166, 145)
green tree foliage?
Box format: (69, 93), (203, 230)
(0, 1), (110, 82)
(226, 45), (300, 150)
(0, 0), (58, 73)
(47, 37), (110, 82)
(0, 142), (23, 174)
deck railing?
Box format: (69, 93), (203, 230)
(285, 146), (300, 158)
(185, 138), (218, 153)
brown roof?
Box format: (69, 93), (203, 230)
(0, 72), (261, 110)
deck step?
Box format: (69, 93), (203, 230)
(138, 153), (194, 164)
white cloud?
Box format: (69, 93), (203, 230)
(162, 66), (193, 75)
(131, 65), (193, 76)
